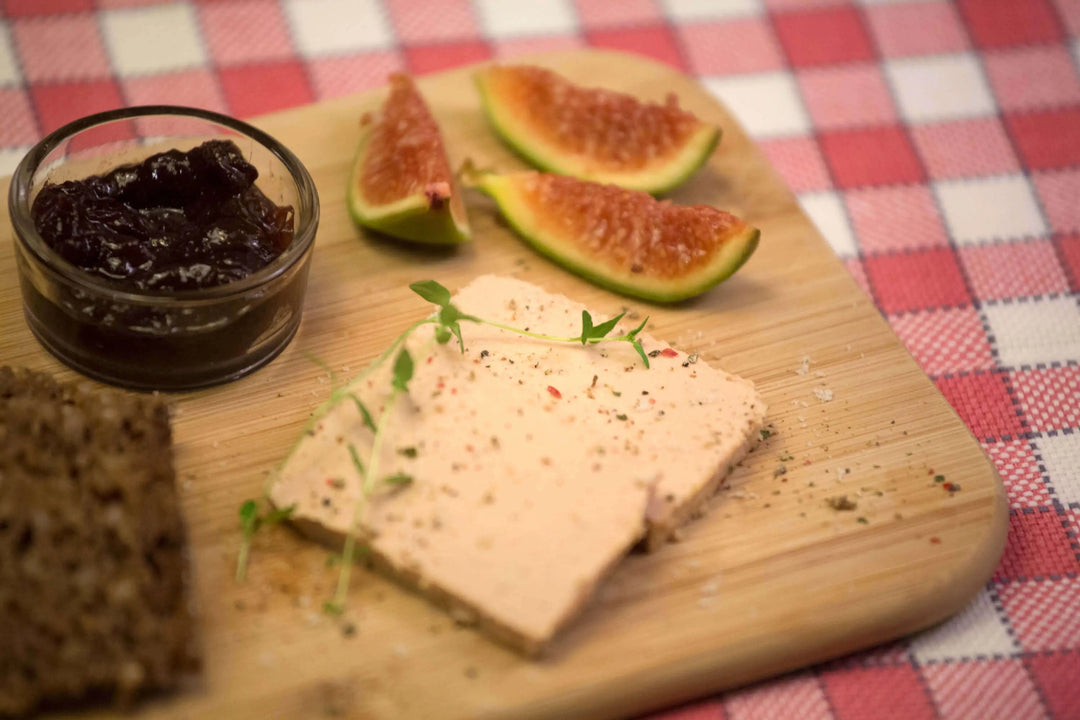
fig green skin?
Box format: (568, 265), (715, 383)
(476, 174), (759, 303)
(475, 70), (721, 196)
(346, 131), (471, 245)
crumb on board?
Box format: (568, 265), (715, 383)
(826, 495), (858, 511)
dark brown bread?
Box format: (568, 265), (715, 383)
(0, 367), (197, 716)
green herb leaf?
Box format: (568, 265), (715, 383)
(392, 348), (414, 393)
(579, 310), (593, 345)
(410, 279), (451, 308)
(589, 311), (625, 340)
(449, 321), (465, 354)
(240, 499), (258, 535)
(435, 326), (452, 344)
(348, 393), (377, 433)
(626, 316), (648, 340)
(323, 600), (344, 616)
(347, 443), (365, 478)
(383, 472), (414, 486)
(397, 446), (418, 458)
(632, 340), (650, 369)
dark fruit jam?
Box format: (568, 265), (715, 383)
(17, 139), (314, 391)
(31, 139), (294, 292)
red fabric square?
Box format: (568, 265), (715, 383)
(1060, 234), (1080, 291)
(13, 15), (110, 82)
(1000, 576), (1080, 651)
(308, 52), (404, 100)
(912, 117), (1019, 180)
(0, 89), (38, 146)
(586, 25), (685, 71)
(1006, 108), (1080, 172)
(123, 68), (226, 114)
(985, 46), (1080, 112)
(772, 6), (873, 68)
(1026, 652), (1080, 720)
(679, 18), (784, 76)
(723, 672), (831, 718)
(574, 0), (660, 28)
(1012, 366), (1080, 433)
(1, 0), (92, 15)
(922, 659), (1043, 720)
(866, 0), (969, 58)
(845, 185), (947, 254)
(933, 372), (1025, 440)
(890, 307), (994, 376)
(797, 63), (896, 130)
(405, 40), (492, 76)
(995, 511), (1080, 581)
(820, 126), (923, 189)
(983, 438), (1053, 508)
(760, 137), (831, 193)
(958, 0), (1063, 49)
(865, 248), (971, 314)
(1035, 169), (1080, 235)
(960, 240), (1070, 301)
(31, 79), (127, 137)
(198, 0), (294, 65)
(822, 665), (935, 720)
(384, 0), (480, 43)
(218, 61), (314, 118)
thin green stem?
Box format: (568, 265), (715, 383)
(472, 317), (600, 344)
(330, 385), (401, 611)
(235, 540), (251, 582)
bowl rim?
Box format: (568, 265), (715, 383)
(8, 104), (320, 304)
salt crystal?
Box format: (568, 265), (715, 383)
(814, 388), (834, 402)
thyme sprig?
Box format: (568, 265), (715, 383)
(235, 499), (295, 581)
(409, 280), (650, 367)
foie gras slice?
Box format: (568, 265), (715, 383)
(271, 275), (766, 653)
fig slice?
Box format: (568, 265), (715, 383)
(347, 74), (470, 244)
(472, 171), (759, 303)
(475, 65), (720, 195)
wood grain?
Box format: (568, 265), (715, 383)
(0, 50), (1007, 720)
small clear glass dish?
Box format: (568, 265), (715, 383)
(8, 106), (319, 391)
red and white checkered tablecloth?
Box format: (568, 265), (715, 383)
(2, 1), (1078, 718)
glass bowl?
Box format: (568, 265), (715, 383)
(8, 106), (319, 392)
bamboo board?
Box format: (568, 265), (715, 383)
(0, 51), (1007, 720)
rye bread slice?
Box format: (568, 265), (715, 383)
(272, 275), (765, 654)
(0, 367), (197, 716)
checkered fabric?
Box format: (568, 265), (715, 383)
(2, 1), (1078, 718)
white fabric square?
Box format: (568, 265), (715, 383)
(934, 175), (1047, 245)
(799, 191), (858, 258)
(101, 3), (204, 76)
(0, 25), (19, 86)
(984, 296), (1080, 367)
(887, 54), (995, 123)
(703, 72), (809, 139)
(660, 0), (762, 21)
(911, 588), (1018, 664)
(1036, 433), (1080, 505)
(285, 0), (392, 55)
(474, 0), (577, 38)
(0, 146), (30, 178)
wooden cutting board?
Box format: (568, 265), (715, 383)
(0, 50), (1007, 720)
